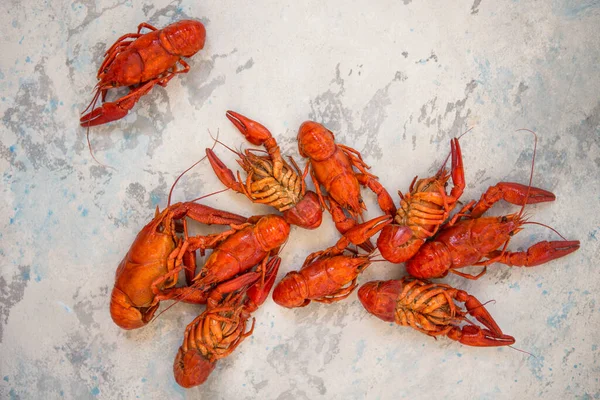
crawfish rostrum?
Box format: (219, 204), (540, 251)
(92, 24), (579, 386)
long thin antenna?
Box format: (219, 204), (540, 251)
(515, 129), (538, 220)
(167, 130), (220, 206)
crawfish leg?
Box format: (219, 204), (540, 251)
(157, 59), (191, 88)
(313, 279), (358, 304)
(137, 22), (158, 33)
(483, 240), (580, 268)
(469, 182), (556, 218)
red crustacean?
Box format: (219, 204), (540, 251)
(174, 256), (281, 388)
(81, 20), (206, 127)
(272, 215), (392, 308)
(297, 121), (396, 242)
(376, 138), (466, 263)
(405, 133), (580, 280)
(109, 155), (249, 330)
(206, 111), (323, 229)
(182, 213), (290, 294)
(358, 278), (516, 347)
(110, 201), (248, 330)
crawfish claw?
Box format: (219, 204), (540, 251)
(342, 215), (392, 248)
(226, 110), (273, 146)
(448, 325), (516, 347)
(80, 101), (130, 127)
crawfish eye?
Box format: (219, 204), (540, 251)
(157, 224), (165, 233)
(501, 216), (508, 223)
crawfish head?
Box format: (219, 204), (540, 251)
(282, 191), (323, 229)
(162, 19), (206, 57)
(272, 271), (308, 308)
(254, 215), (291, 250)
(358, 280), (403, 322)
(297, 121), (337, 161)
(173, 347), (217, 388)
(110, 286), (159, 330)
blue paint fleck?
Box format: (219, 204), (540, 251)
(150, 193), (161, 207)
(25, 56), (31, 63)
(457, 379), (463, 384)
(91, 386), (100, 396)
(456, 352), (462, 357)
(537, 283), (543, 288)
(141, 377), (147, 383)
(542, 290), (549, 295)
(592, 345), (598, 351)
(590, 229), (597, 240)
(48, 210), (53, 216)
(81, 208), (88, 217)
(3, 376), (8, 382)
(9, 145), (15, 153)
(57, 301), (73, 313)
(19, 36), (24, 44)
(547, 298), (575, 328)
(21, 268), (30, 281)
(10, 389), (18, 400)
(509, 282), (520, 291)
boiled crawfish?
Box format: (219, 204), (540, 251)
(297, 121), (396, 242)
(207, 111), (323, 229)
(272, 215), (391, 308)
(174, 256), (280, 388)
(377, 138), (465, 263)
(110, 202), (247, 330)
(81, 20), (205, 127)
(179, 214), (290, 295)
(358, 278), (516, 347)
(406, 134), (579, 280)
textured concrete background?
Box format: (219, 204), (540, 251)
(1, 1), (599, 399)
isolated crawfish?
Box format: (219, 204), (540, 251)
(81, 20), (205, 127)
(297, 121), (396, 243)
(273, 215), (391, 308)
(405, 133), (579, 280)
(174, 257), (280, 388)
(207, 111), (323, 229)
(358, 278), (516, 347)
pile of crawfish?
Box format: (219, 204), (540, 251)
(84, 20), (580, 388)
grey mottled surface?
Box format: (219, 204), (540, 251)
(1, 1), (599, 399)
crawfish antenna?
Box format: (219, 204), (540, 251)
(208, 129), (245, 158)
(515, 129), (538, 220)
(522, 221), (569, 241)
(167, 130), (221, 207)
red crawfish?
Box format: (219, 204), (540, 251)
(109, 155), (248, 330)
(272, 215), (391, 308)
(406, 131), (580, 280)
(110, 203), (248, 330)
(80, 20), (205, 163)
(377, 138), (466, 263)
(297, 121), (396, 245)
(358, 278), (516, 347)
(174, 256), (280, 388)
(207, 111), (323, 229)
